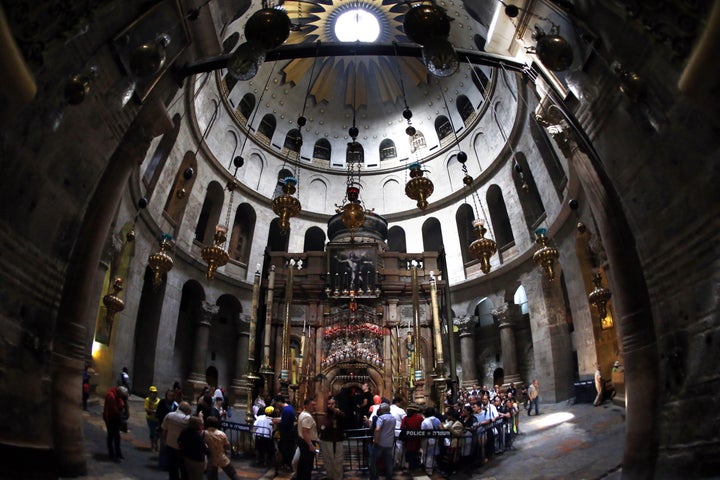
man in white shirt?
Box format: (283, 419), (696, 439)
(297, 398), (319, 480)
(161, 401), (191, 480)
(389, 397), (407, 468)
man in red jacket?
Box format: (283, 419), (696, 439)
(103, 386), (129, 460)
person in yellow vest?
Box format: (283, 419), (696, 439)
(145, 386), (161, 452)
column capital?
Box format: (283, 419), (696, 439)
(454, 315), (475, 335)
(201, 301), (219, 326)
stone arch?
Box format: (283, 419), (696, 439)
(195, 181), (225, 244)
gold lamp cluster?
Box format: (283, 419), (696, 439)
(201, 225), (230, 279)
(102, 277), (125, 323)
(272, 176), (301, 233)
(588, 272), (612, 320)
(405, 162), (434, 210)
(469, 219), (497, 274)
(148, 233), (174, 287)
(533, 228), (560, 280)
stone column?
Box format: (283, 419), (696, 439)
(456, 316), (477, 388)
(523, 269), (573, 403)
(230, 324), (250, 412)
(492, 302), (522, 385)
(186, 301), (218, 399)
(51, 98), (172, 476)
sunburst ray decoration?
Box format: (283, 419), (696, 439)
(279, 0), (430, 109)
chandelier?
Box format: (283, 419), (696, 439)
(272, 176), (301, 233)
(469, 219), (497, 274)
(533, 227), (560, 280)
(588, 272), (612, 320)
(336, 157), (368, 240)
(201, 179), (238, 279)
(405, 162), (434, 210)
(403, 0), (458, 77)
(102, 277), (125, 323)
(148, 233), (174, 287)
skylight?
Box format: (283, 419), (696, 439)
(334, 8), (380, 42)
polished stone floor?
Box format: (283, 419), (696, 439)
(74, 394), (624, 480)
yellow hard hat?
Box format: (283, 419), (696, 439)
(149, 385), (158, 392)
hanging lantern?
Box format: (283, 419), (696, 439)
(405, 162), (434, 210)
(588, 272), (612, 320)
(403, 3), (451, 46)
(340, 185), (365, 238)
(244, 7), (291, 51)
(468, 219), (497, 274)
(422, 37), (459, 77)
(129, 34), (171, 78)
(201, 225), (230, 279)
(534, 26), (574, 72)
(272, 176), (301, 233)
(148, 233), (174, 287)
(533, 228), (560, 280)
(228, 41), (266, 81)
(103, 277), (125, 323)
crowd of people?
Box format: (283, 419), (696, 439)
(97, 376), (540, 480)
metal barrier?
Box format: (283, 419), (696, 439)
(339, 417), (517, 475)
(220, 420), (273, 458)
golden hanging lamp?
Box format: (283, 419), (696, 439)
(272, 176), (301, 233)
(468, 219), (497, 274)
(148, 234), (174, 287)
(102, 277), (125, 322)
(201, 226), (230, 279)
(405, 162), (434, 210)
(588, 272), (612, 320)
(340, 185), (365, 238)
(533, 228), (560, 280)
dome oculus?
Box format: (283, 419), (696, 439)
(334, 8), (380, 42)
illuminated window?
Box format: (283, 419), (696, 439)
(334, 9), (380, 42)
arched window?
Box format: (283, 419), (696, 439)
(267, 218), (289, 252)
(486, 185), (515, 251)
(388, 226), (407, 253)
(456, 204), (475, 264)
(435, 116), (453, 141)
(224, 73), (238, 94)
(382, 179), (400, 213)
(143, 113), (181, 198)
(471, 67), (490, 96)
(222, 33), (240, 53)
(284, 128), (302, 153)
(379, 139), (396, 161)
(530, 115), (567, 199)
(195, 181), (225, 244)
(313, 139), (331, 161)
(457, 95), (474, 123)
(238, 93), (255, 120)
(422, 217), (444, 253)
(257, 114), (276, 141)
(303, 227), (326, 252)
(306, 178), (327, 211)
(346, 141), (364, 163)
(512, 153), (546, 236)
(229, 203), (256, 264)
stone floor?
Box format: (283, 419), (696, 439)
(72, 395), (625, 480)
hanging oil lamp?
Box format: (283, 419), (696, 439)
(533, 227), (560, 280)
(272, 176), (301, 233)
(468, 219), (497, 274)
(103, 277), (125, 323)
(405, 162), (434, 210)
(588, 272), (612, 320)
(148, 233), (174, 287)
(201, 225), (230, 279)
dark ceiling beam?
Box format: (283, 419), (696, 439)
(175, 41), (528, 78)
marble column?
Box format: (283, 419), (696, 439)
(492, 302), (522, 385)
(230, 325), (250, 413)
(51, 98), (172, 476)
(186, 301), (218, 399)
(456, 316), (477, 388)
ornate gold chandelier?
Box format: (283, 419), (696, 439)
(469, 219), (497, 274)
(588, 272), (612, 320)
(201, 225), (230, 279)
(148, 233), (174, 287)
(272, 176), (301, 233)
(533, 227), (560, 280)
(102, 277), (125, 323)
(405, 162), (434, 210)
